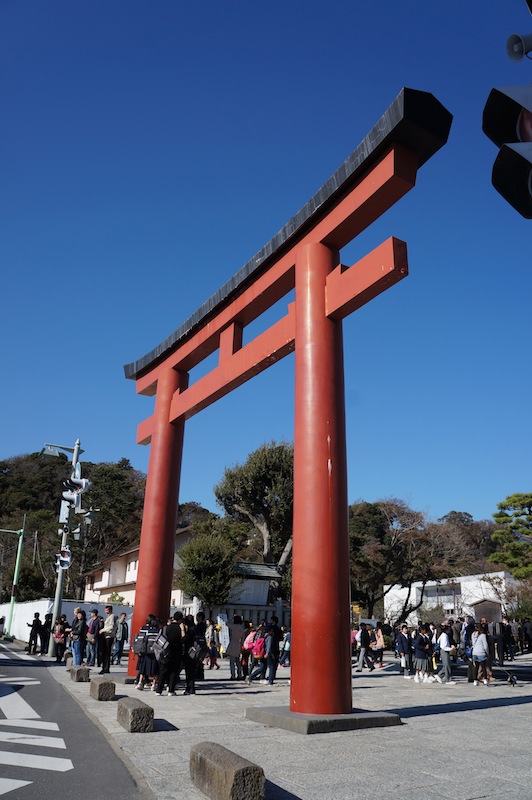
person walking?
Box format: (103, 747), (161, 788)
(355, 623), (375, 672)
(245, 623), (268, 684)
(412, 624), (432, 683)
(279, 627), (291, 667)
(371, 622), (386, 668)
(436, 623), (455, 684)
(472, 623), (490, 686)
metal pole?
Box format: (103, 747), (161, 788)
(47, 440), (81, 657)
(2, 515), (26, 638)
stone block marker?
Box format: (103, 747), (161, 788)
(190, 742), (265, 800)
(117, 697), (154, 733)
(90, 675), (116, 701)
(64, 650), (73, 668)
(70, 666), (90, 682)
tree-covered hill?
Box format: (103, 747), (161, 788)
(0, 453), (146, 601)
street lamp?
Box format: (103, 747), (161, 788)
(41, 439), (90, 656)
(0, 516), (26, 638)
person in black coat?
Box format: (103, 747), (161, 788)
(182, 615), (198, 695)
(155, 612), (184, 696)
(395, 624), (413, 677)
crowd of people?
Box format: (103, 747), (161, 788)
(352, 615), (532, 686)
(130, 612), (291, 696)
(28, 603), (529, 693)
(27, 605), (128, 671)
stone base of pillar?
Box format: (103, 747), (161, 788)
(245, 705), (401, 735)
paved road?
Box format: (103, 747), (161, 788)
(0, 641), (151, 799)
(36, 645), (532, 800)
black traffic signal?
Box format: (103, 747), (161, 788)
(482, 85), (532, 218)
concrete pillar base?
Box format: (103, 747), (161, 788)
(245, 705), (401, 735)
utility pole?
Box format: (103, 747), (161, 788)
(41, 439), (90, 656)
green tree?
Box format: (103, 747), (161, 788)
(0, 453), (145, 601)
(489, 493), (532, 579)
(68, 458), (145, 598)
(175, 532), (241, 614)
(349, 498), (436, 622)
(214, 441), (293, 568)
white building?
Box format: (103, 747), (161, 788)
(383, 570), (517, 626)
(82, 528), (289, 626)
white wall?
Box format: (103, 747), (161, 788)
(0, 599), (133, 644)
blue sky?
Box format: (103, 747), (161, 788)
(2, 1), (531, 524)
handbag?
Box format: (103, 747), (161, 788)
(86, 632), (95, 643)
(188, 642), (202, 660)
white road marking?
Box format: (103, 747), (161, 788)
(0, 687), (40, 720)
(0, 731), (66, 749)
(0, 678), (41, 686)
(0, 658), (74, 783)
(0, 752), (73, 771)
(0, 719), (59, 731)
(0, 778), (32, 796)
(0, 646), (36, 662)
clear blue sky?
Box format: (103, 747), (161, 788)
(2, 1), (531, 524)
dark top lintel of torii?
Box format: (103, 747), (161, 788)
(124, 87), (452, 382)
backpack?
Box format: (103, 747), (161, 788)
(242, 630), (257, 652)
(152, 628), (171, 662)
(131, 632), (147, 655)
(145, 629), (160, 655)
(252, 634), (265, 658)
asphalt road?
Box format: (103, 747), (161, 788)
(0, 642), (153, 800)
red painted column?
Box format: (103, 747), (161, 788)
(127, 367), (185, 676)
(290, 242), (352, 714)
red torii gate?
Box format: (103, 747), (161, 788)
(124, 88), (452, 720)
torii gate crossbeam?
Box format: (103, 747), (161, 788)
(124, 88), (452, 718)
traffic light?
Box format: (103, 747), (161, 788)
(61, 475), (91, 513)
(482, 86), (532, 218)
(57, 547), (72, 570)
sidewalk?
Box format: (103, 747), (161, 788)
(47, 652), (532, 800)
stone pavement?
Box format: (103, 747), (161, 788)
(46, 651), (532, 800)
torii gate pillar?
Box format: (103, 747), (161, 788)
(127, 367), (186, 676)
(291, 242), (352, 713)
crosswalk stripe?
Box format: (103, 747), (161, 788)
(0, 731), (66, 749)
(0, 778), (32, 796)
(0, 752), (73, 772)
(0, 688), (40, 720)
(0, 719), (59, 731)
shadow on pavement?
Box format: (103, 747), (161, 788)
(153, 718), (179, 732)
(265, 779), (302, 799)
(390, 693), (532, 719)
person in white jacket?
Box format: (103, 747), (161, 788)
(436, 623), (455, 685)
(471, 623), (490, 685)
